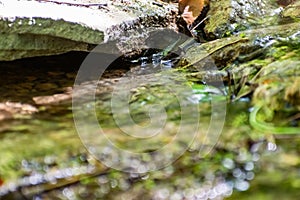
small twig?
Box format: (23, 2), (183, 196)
(287, 113), (300, 122)
(226, 70), (234, 101)
(191, 15), (210, 32)
(152, 1), (163, 7)
(35, 0), (109, 10)
(187, 15), (210, 38)
(21, 167), (110, 197)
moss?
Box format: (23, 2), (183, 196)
(205, 0), (279, 39)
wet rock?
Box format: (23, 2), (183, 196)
(181, 35), (251, 69)
(182, 21), (300, 70)
(204, 0), (279, 39)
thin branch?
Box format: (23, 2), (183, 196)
(35, 0), (109, 10)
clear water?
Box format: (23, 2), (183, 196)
(0, 52), (300, 200)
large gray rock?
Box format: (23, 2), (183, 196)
(0, 0), (177, 61)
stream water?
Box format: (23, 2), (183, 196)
(0, 51), (300, 200)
